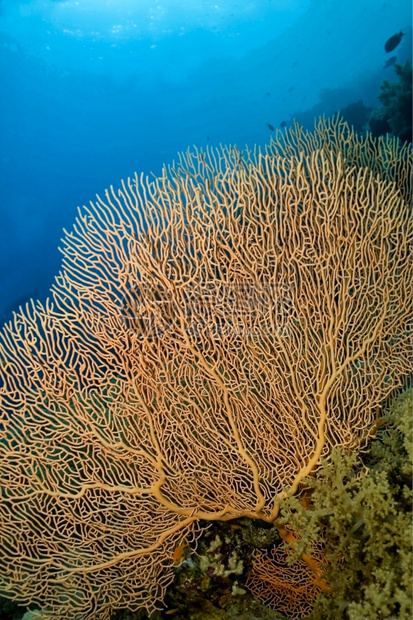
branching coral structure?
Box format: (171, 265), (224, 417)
(271, 389), (413, 619)
(0, 118), (411, 619)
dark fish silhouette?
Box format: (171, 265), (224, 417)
(267, 123), (275, 131)
(384, 55), (397, 68)
(280, 121), (287, 128)
(385, 31), (403, 52)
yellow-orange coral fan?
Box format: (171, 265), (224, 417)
(246, 543), (328, 619)
(0, 118), (411, 618)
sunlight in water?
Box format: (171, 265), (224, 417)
(1, 0), (310, 42)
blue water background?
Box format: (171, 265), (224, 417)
(0, 0), (411, 324)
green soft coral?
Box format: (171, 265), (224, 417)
(279, 388), (413, 619)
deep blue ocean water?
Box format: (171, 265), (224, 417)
(0, 0), (411, 324)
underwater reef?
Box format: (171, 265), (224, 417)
(0, 117), (411, 620)
(369, 60), (412, 143)
(267, 388), (413, 620)
(153, 388), (412, 620)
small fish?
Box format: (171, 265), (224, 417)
(266, 123), (275, 131)
(280, 121), (287, 128)
(172, 541), (186, 563)
(385, 31), (403, 53)
(384, 55), (397, 68)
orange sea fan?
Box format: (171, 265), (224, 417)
(0, 118), (411, 618)
(246, 543), (328, 619)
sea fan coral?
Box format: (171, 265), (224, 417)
(0, 118), (411, 618)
